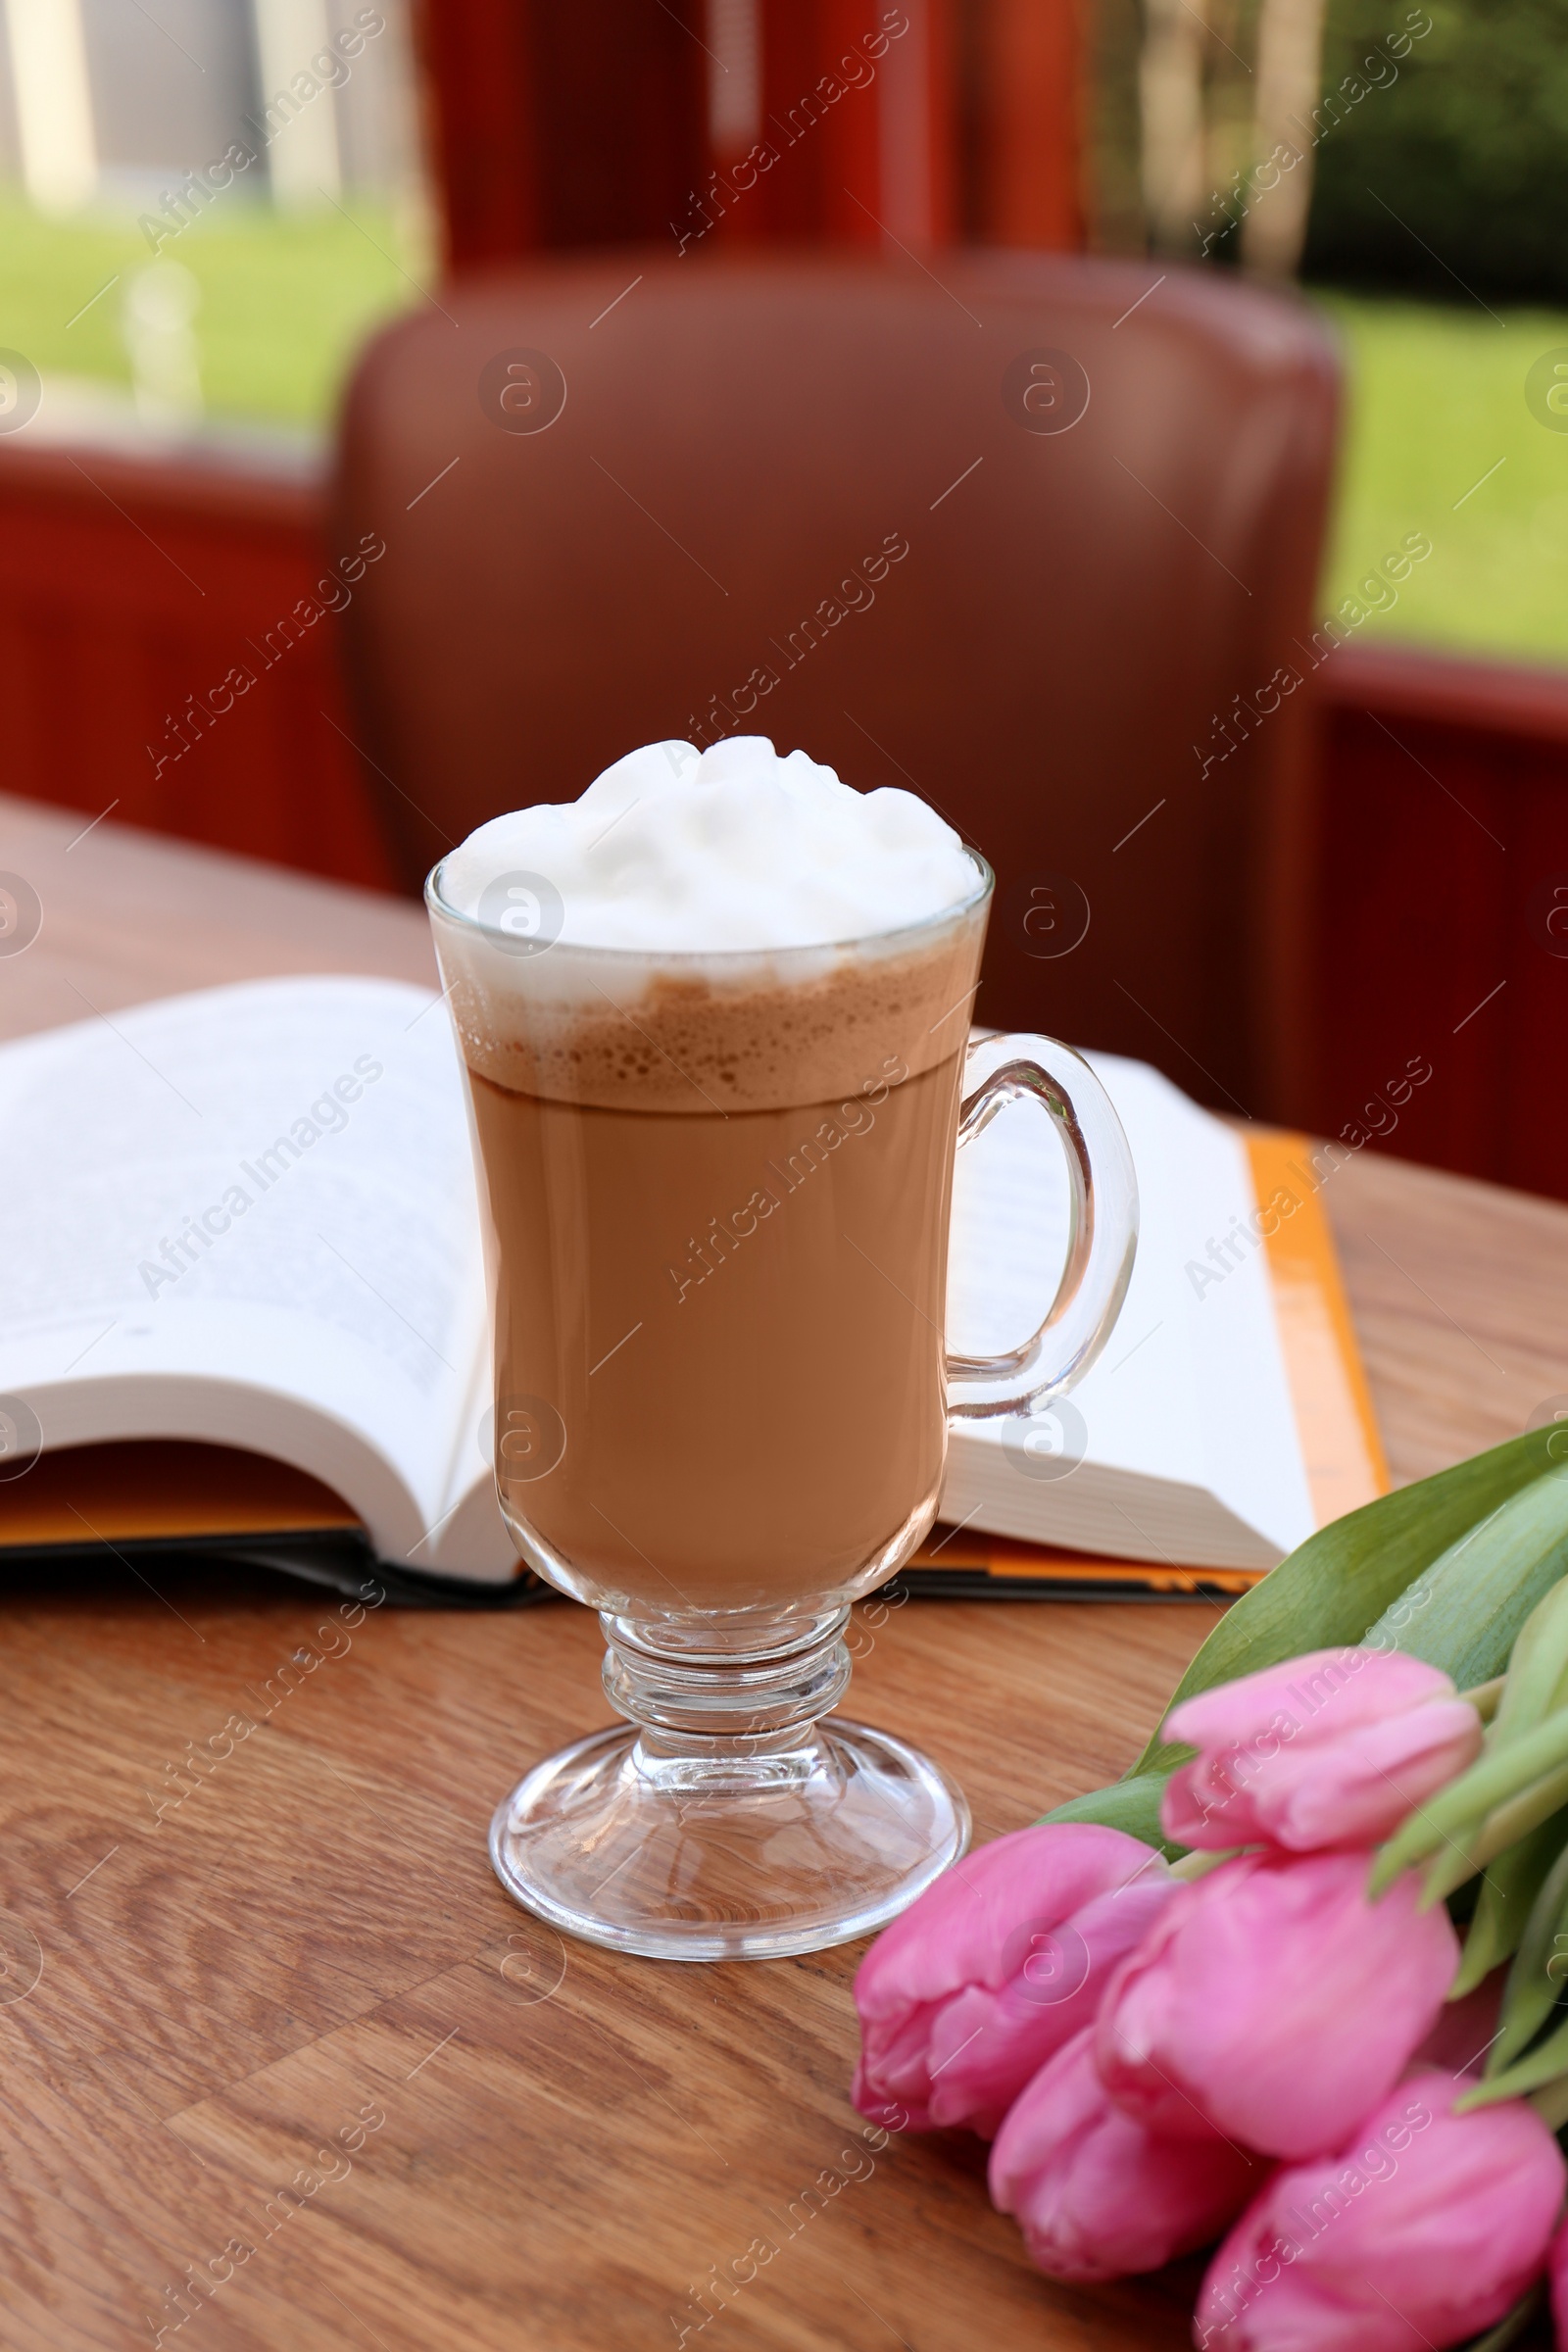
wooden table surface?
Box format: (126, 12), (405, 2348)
(2, 792), (1565, 2352)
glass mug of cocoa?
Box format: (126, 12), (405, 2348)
(428, 740), (1137, 1960)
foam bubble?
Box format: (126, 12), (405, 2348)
(437, 737), (977, 953)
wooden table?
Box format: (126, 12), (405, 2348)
(3, 792), (1566, 2352)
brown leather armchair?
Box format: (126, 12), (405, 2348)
(332, 251), (1338, 1117)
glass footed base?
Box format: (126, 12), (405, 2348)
(488, 1716), (970, 1962)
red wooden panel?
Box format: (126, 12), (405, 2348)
(1509, 777), (1568, 1198)
(0, 446), (394, 890)
(1311, 645), (1568, 1200)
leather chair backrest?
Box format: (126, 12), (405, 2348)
(332, 251), (1338, 1114)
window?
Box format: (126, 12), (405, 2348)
(0, 0), (433, 442)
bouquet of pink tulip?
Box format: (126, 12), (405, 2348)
(853, 1423), (1568, 2350)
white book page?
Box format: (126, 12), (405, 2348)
(0, 976), (486, 1554)
(945, 1048), (1313, 1563)
(1170, 1102), (1316, 1559)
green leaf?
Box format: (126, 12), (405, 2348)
(1038, 1773), (1177, 1853)
(1449, 1803), (1568, 1995)
(1359, 1470), (1568, 1694)
(1133, 1431), (1565, 1782)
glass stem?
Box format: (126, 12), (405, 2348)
(600, 1607), (853, 1776)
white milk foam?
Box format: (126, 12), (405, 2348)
(439, 737), (977, 953)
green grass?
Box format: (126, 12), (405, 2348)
(1313, 288), (1568, 667)
(0, 191), (428, 431)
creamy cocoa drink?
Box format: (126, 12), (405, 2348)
(429, 738), (986, 1618)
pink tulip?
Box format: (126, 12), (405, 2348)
(1161, 1647), (1483, 1854)
(852, 1824), (1174, 2136)
(1095, 1849), (1458, 2159)
(989, 2027), (1261, 2282)
(1196, 2073), (1564, 2350)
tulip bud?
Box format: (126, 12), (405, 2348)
(989, 2027), (1261, 2282)
(853, 1824), (1173, 2136)
(1196, 2073), (1564, 2349)
(1096, 1849), (1458, 2159)
(1161, 1647), (1483, 1854)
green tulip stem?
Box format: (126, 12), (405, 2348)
(1461, 1674), (1507, 1721)
(1459, 2012), (1568, 2108)
(1531, 2078), (1568, 2132)
(1449, 1802), (1568, 1998)
(1488, 1839), (1568, 2075)
(1371, 1707), (1568, 1894)
(1419, 1760), (1568, 1910)
(1486, 1577), (1568, 1748)
(1168, 1846), (1243, 1882)
(1473, 1761), (1568, 1870)
(1420, 1840), (1484, 1909)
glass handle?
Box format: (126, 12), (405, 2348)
(946, 1035), (1139, 1421)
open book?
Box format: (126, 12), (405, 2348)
(0, 976), (1383, 1595)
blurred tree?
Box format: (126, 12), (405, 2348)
(1139, 0), (1207, 249)
(1242, 0), (1328, 275)
(1136, 0), (1261, 256)
(1304, 0), (1568, 299)
(1088, 0), (1149, 249)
